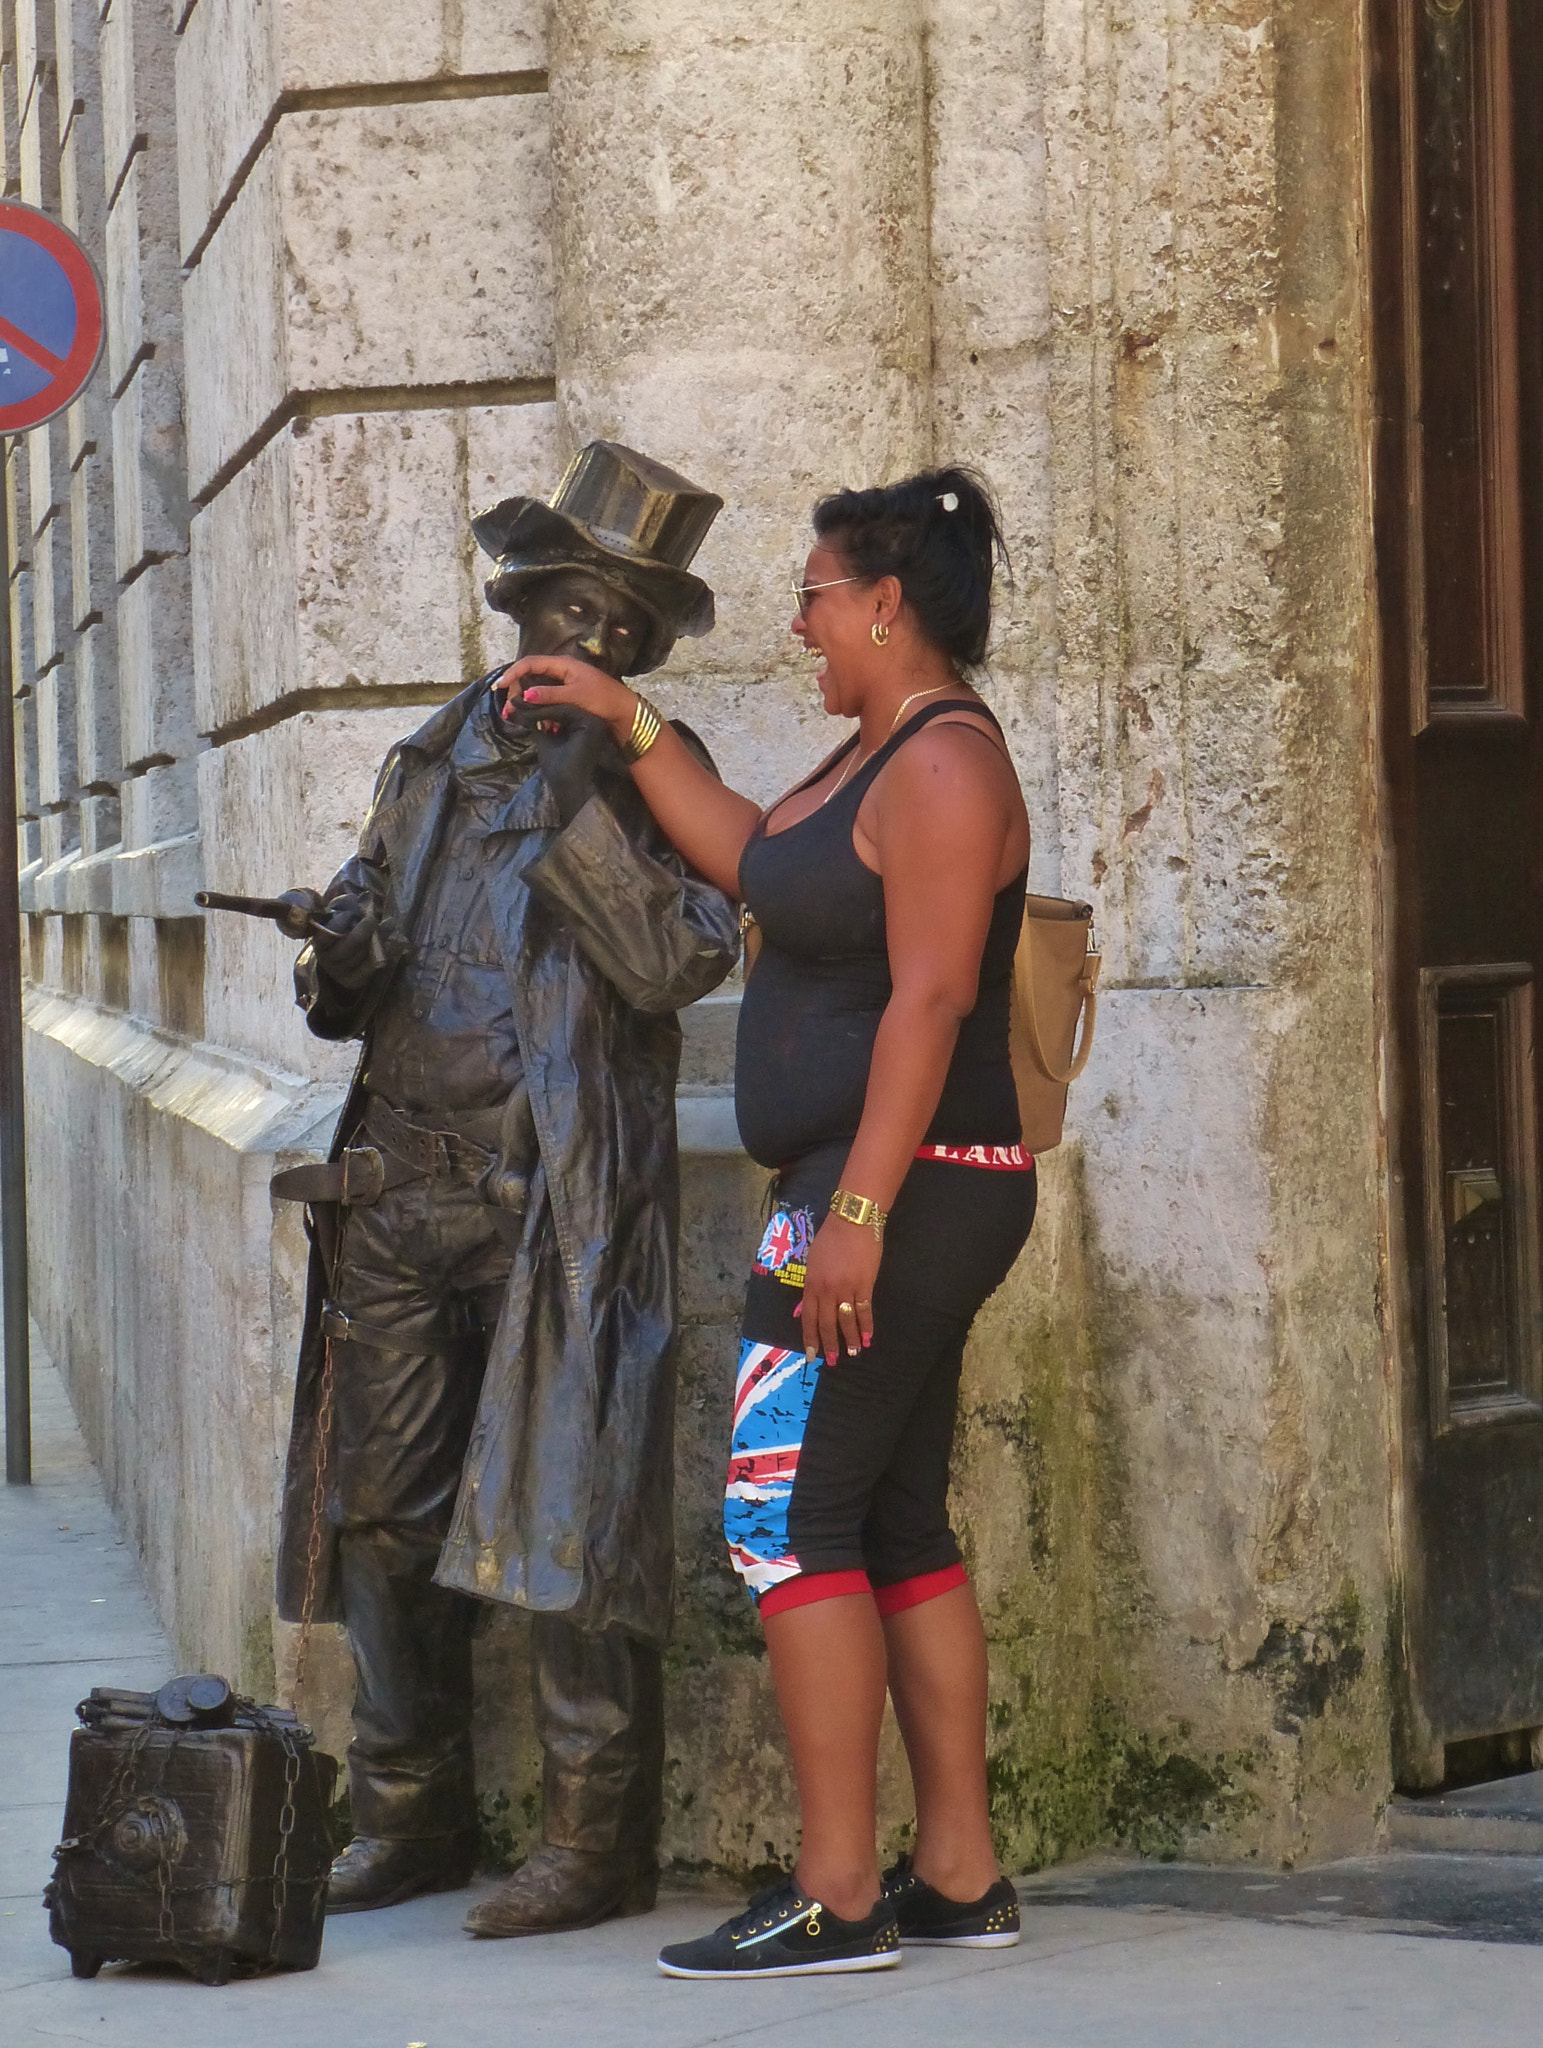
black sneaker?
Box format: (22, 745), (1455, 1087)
(657, 1879), (901, 1979)
(882, 1854), (1020, 1948)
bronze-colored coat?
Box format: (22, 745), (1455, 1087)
(275, 680), (738, 1644)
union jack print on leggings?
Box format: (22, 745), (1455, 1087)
(723, 1337), (822, 1599)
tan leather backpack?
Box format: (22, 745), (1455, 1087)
(1009, 898), (1101, 1153)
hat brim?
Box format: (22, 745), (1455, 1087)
(474, 498), (716, 670)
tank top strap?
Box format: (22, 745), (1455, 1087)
(844, 694), (1005, 800)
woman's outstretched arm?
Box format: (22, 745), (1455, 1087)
(500, 655), (762, 897)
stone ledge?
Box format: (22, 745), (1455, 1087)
(266, 1093), (745, 1167)
(16, 857), (44, 914)
(676, 1091), (742, 1158)
(23, 977), (747, 1162)
(30, 849), (82, 913)
(678, 990), (739, 1092)
(111, 831), (205, 918)
(1386, 1774), (1543, 1857)
(63, 846), (121, 913)
(23, 984), (342, 1158)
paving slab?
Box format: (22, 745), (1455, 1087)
(7, 1884), (1543, 2048)
(1020, 1850), (1543, 1943)
(0, 1333), (178, 1992)
(7, 1333), (1543, 2045)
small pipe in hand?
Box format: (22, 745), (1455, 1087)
(193, 891), (317, 940)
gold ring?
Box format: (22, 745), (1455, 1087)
(855, 1300), (872, 1311)
(838, 1301), (855, 1315)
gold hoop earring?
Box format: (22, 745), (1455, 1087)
(871, 622), (890, 647)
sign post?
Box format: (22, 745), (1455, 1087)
(0, 200), (105, 1485)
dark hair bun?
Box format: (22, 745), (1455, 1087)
(811, 467), (1009, 668)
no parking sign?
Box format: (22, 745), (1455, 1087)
(1, 199), (104, 1485)
(0, 199), (105, 433)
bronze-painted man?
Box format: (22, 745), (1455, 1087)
(272, 443), (738, 1934)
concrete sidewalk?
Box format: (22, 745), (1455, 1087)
(6, 1342), (1543, 2048)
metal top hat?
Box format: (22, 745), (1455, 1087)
(473, 441), (723, 674)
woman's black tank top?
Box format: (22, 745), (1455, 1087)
(734, 697), (1028, 1171)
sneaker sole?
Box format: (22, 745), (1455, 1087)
(900, 1929), (1020, 1949)
(658, 1949), (903, 1979)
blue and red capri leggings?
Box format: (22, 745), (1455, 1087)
(724, 1142), (1038, 1619)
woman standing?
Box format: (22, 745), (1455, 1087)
(501, 469), (1035, 1979)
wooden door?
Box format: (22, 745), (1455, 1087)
(1371, 0), (1543, 1783)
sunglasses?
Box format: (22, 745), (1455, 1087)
(791, 575), (861, 620)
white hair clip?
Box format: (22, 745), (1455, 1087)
(938, 491), (959, 511)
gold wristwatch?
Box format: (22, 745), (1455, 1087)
(830, 1188), (888, 1239)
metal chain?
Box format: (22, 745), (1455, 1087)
(291, 1334), (337, 1705)
(90, 1717), (177, 1951)
(271, 1172), (351, 1956)
(93, 1715), (154, 1836)
(291, 1105), (356, 1714)
(156, 1833), (175, 1945)
(268, 1312), (338, 1959)
(267, 1722), (302, 1962)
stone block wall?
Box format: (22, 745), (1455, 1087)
(10, 0), (1395, 1876)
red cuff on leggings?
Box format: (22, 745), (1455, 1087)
(872, 1563), (969, 1617)
(758, 1569), (872, 1619)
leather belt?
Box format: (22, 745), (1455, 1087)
(363, 1098), (500, 1181)
(320, 1302), (470, 1357)
(269, 1102), (508, 1209)
(270, 1147), (409, 1207)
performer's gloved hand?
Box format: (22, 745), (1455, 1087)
(274, 888), (326, 940)
(307, 889), (409, 991)
(532, 704), (614, 827)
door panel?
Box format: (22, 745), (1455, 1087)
(1372, 0), (1543, 1774)
(1402, 0), (1524, 726)
(1418, 964), (1541, 1429)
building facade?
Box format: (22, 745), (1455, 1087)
(8, 0), (1539, 1875)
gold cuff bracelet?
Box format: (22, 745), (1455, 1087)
(623, 694), (664, 763)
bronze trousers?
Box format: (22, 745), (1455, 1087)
(330, 1165), (663, 1856)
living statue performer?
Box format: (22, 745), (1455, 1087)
(269, 442), (738, 1936)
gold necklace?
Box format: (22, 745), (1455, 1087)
(884, 682), (956, 733)
(811, 688), (958, 815)
(816, 684), (962, 809)
(816, 743), (865, 808)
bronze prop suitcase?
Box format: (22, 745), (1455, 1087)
(45, 1675), (337, 1986)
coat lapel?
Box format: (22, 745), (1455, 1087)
(370, 762), (455, 929)
(483, 771), (561, 837)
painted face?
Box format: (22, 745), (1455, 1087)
(516, 569), (655, 679)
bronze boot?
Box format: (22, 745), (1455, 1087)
(326, 1832), (478, 1913)
(462, 1844), (658, 1937)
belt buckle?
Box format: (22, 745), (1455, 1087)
(321, 1302), (352, 1343)
(340, 1146), (386, 1205)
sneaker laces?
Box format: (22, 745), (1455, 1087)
(727, 1878), (813, 1941)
